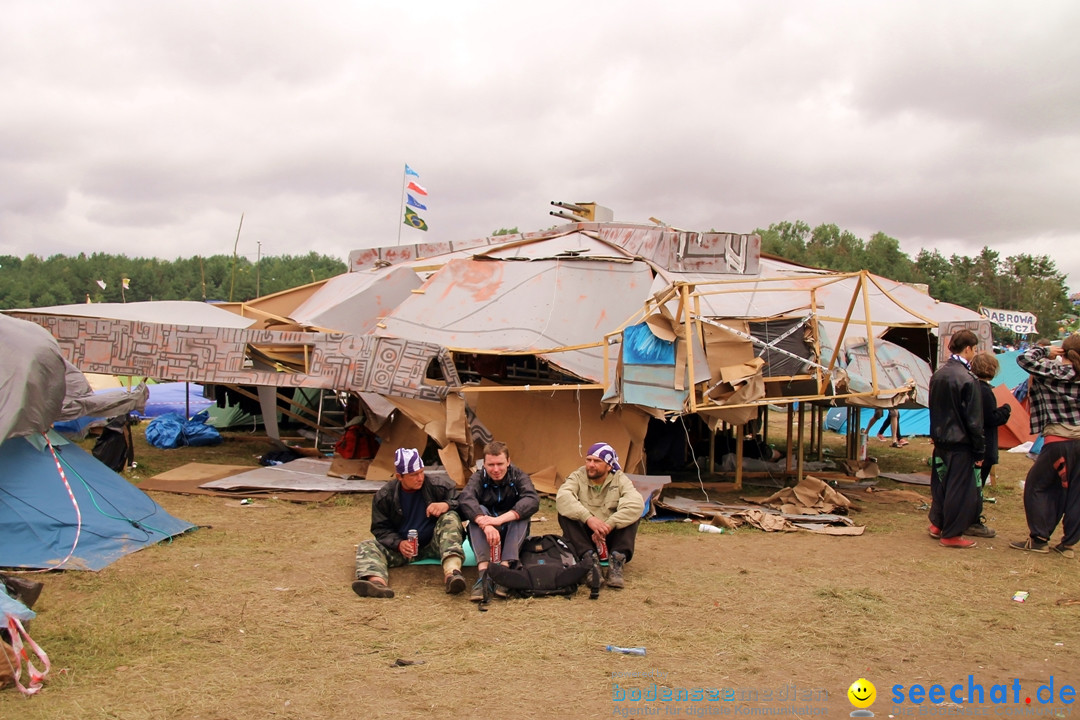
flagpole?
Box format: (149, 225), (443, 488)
(397, 164), (408, 246)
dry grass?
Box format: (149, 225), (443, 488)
(3, 421), (1080, 717)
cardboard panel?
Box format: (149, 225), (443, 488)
(469, 388), (636, 481)
(438, 444), (467, 487)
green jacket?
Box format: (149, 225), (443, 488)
(555, 467), (644, 529)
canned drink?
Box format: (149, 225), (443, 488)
(596, 539), (608, 561)
(491, 537), (501, 564)
(407, 529), (419, 559)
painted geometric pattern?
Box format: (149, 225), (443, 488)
(12, 313), (456, 401)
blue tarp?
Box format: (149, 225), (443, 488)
(0, 433), (195, 571)
(825, 407), (931, 437)
(140, 382), (213, 419)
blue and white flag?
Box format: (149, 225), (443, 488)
(405, 164), (420, 178)
(406, 194), (427, 211)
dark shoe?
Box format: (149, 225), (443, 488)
(2, 575), (44, 609)
(469, 577), (485, 602)
(964, 523), (996, 538)
(494, 584), (509, 599)
(445, 570), (467, 595)
(1009, 538), (1049, 553)
(940, 537), (977, 549)
(928, 524), (941, 539)
(607, 551), (626, 588)
(352, 579), (394, 598)
(1052, 543), (1076, 559)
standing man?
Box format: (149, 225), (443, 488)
(1010, 334), (1080, 556)
(927, 329), (985, 548)
(352, 448), (467, 598)
(556, 442), (644, 588)
(459, 440), (539, 601)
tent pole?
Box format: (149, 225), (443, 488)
(708, 424), (715, 474)
(785, 407), (794, 474)
(734, 423), (744, 491)
(797, 402), (806, 484)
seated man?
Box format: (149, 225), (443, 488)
(352, 447), (467, 598)
(555, 442), (644, 589)
(458, 440), (539, 601)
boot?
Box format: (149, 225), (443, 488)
(2, 575), (44, 609)
(606, 551), (626, 589)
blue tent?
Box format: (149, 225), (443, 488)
(0, 432), (195, 571)
(825, 407), (931, 437)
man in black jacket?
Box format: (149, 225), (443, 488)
(928, 329), (985, 548)
(352, 447), (466, 598)
(459, 440), (539, 601)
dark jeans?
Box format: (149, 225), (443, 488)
(1023, 439), (1080, 547)
(466, 505), (530, 563)
(558, 515), (640, 562)
(929, 447), (980, 539)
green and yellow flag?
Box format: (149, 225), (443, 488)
(404, 207), (428, 231)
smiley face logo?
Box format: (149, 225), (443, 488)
(848, 678), (876, 713)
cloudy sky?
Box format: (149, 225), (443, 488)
(3, 1), (1079, 291)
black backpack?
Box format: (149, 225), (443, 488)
(485, 534), (601, 599)
(92, 414), (136, 473)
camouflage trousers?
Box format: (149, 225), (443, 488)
(354, 511), (464, 583)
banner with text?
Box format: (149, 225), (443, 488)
(980, 307), (1038, 335)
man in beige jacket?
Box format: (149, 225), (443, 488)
(555, 442), (644, 589)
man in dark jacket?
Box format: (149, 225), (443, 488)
(928, 329), (985, 548)
(458, 440), (539, 601)
(352, 447), (466, 598)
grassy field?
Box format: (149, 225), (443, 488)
(3, 420), (1079, 718)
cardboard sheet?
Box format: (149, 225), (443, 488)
(468, 388), (645, 480)
(201, 457), (387, 493)
(141, 462), (335, 502)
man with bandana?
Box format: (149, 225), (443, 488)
(555, 442), (644, 588)
(352, 447), (467, 598)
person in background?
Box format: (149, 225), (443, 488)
(352, 448), (466, 598)
(869, 407), (907, 447)
(1010, 334), (1080, 557)
(458, 440), (539, 602)
(968, 351), (1012, 538)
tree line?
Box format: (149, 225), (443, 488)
(755, 221), (1075, 339)
(2, 222), (1074, 338)
(0, 252), (346, 310)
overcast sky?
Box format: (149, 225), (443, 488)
(3, 1), (1079, 293)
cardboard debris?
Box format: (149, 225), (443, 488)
(655, 494), (859, 534)
(755, 475), (853, 516)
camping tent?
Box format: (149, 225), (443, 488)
(0, 433), (195, 570)
(0, 313), (194, 571)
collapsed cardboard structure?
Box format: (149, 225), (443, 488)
(6, 221), (989, 488)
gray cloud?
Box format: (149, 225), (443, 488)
(2, 0), (1078, 292)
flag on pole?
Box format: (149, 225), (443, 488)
(406, 194), (427, 211)
(404, 207), (429, 231)
(407, 181), (428, 196)
(122, 277), (131, 290)
(96, 280), (107, 290)
(405, 164), (420, 178)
